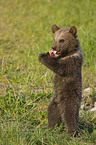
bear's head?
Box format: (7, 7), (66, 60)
(50, 24), (79, 58)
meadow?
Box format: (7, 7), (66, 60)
(0, 0), (96, 144)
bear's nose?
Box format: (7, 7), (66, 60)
(51, 46), (56, 50)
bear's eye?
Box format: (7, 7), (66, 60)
(59, 39), (65, 43)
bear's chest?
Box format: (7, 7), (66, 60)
(53, 73), (75, 91)
(53, 74), (66, 88)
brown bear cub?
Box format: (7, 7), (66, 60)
(39, 24), (83, 135)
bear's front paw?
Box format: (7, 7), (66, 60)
(39, 53), (46, 58)
(39, 53), (49, 61)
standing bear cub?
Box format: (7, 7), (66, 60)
(39, 24), (83, 135)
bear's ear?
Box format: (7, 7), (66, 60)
(52, 24), (60, 33)
(69, 26), (77, 36)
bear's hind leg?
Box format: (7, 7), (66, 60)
(61, 102), (79, 135)
(47, 99), (61, 127)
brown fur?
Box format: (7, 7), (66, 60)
(39, 25), (83, 135)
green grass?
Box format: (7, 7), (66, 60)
(0, 0), (96, 144)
